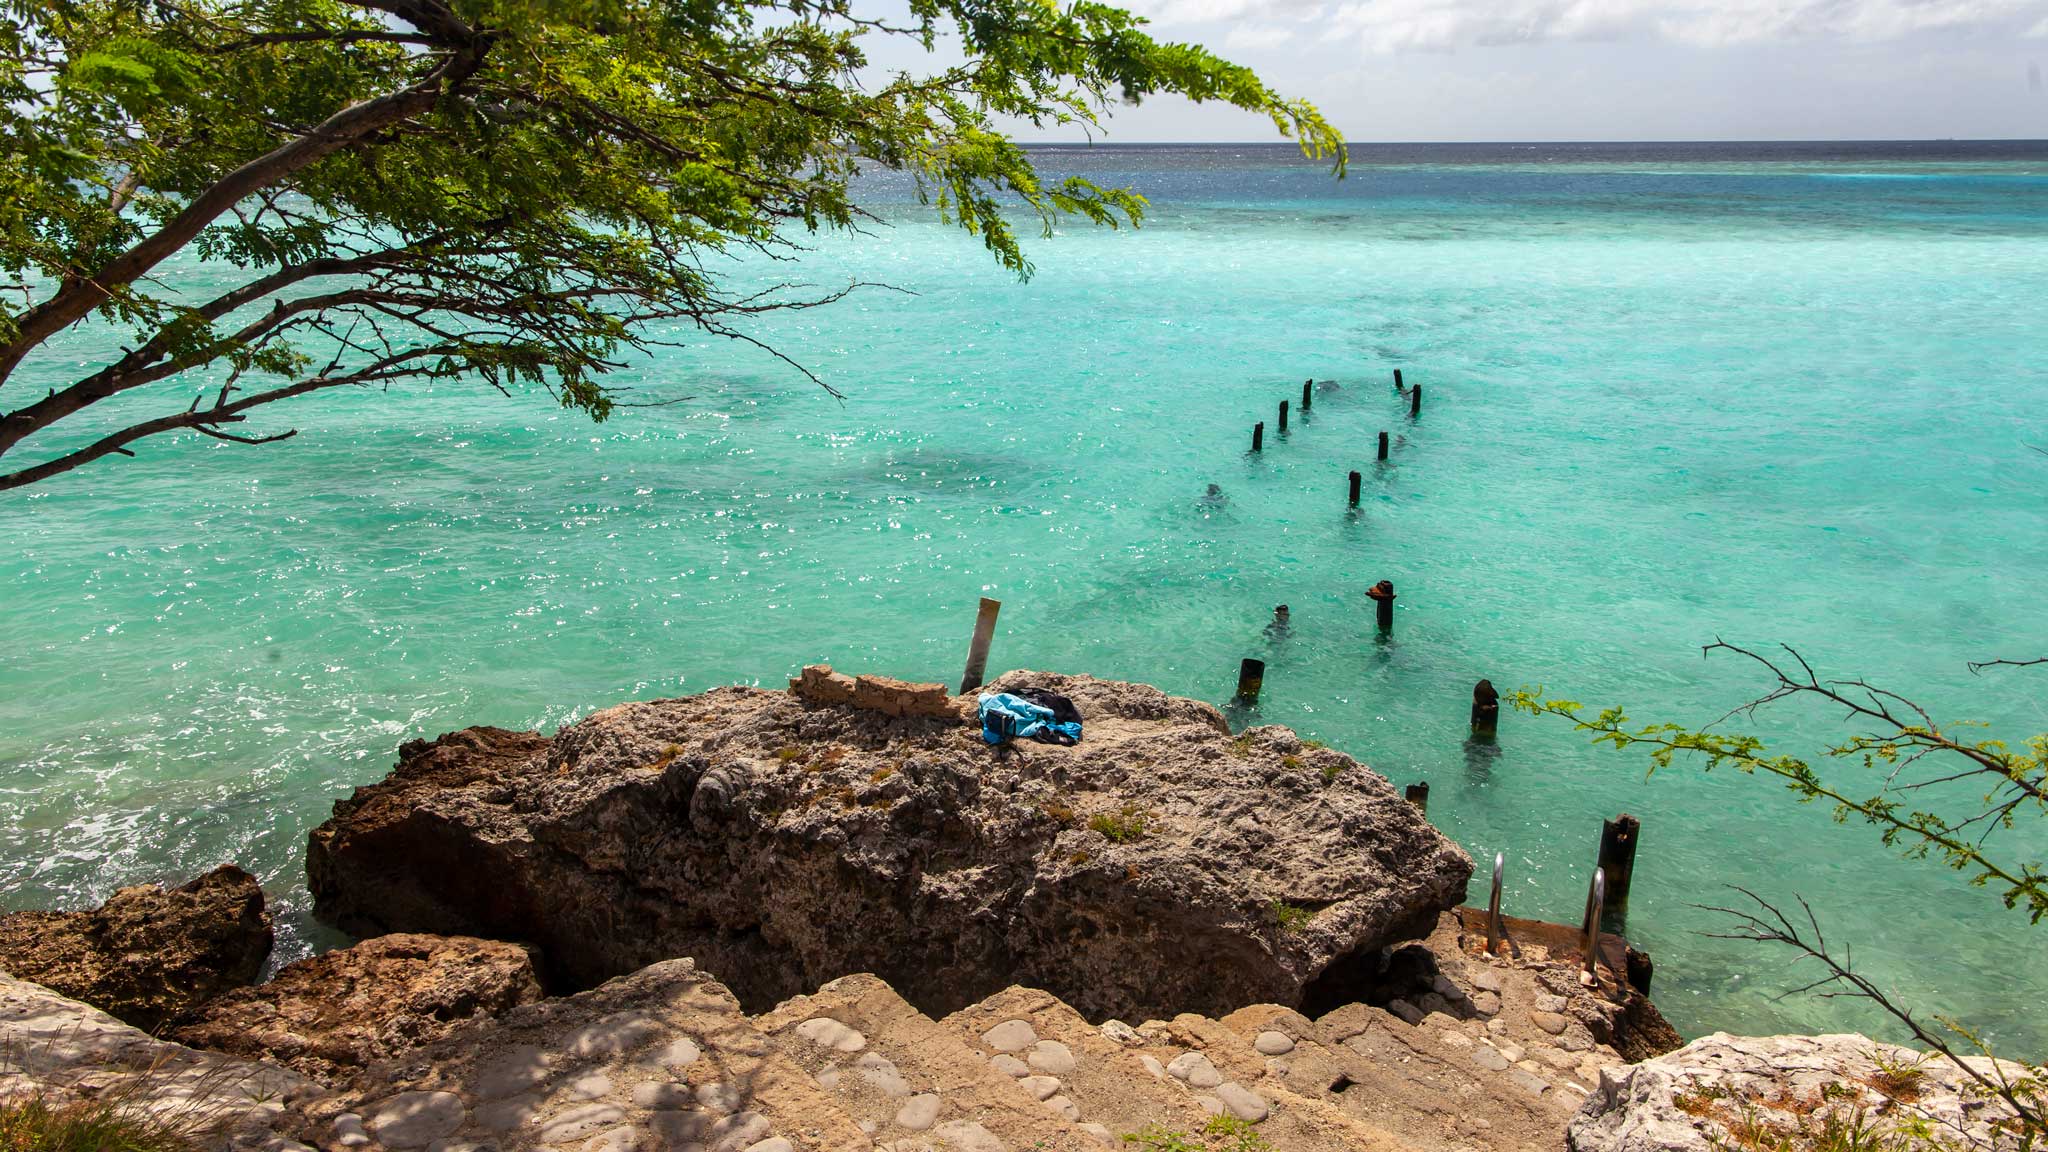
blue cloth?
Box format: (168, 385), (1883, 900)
(977, 692), (1082, 746)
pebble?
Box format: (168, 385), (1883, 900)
(1042, 1095), (1080, 1122)
(537, 1103), (629, 1145)
(1079, 1123), (1116, 1145)
(1194, 1095), (1226, 1117)
(896, 1094), (942, 1131)
(1557, 1028), (1593, 1053)
(1470, 992), (1501, 1017)
(697, 1082), (743, 1114)
(1100, 1020), (1143, 1047)
(1214, 1082), (1269, 1123)
(1138, 1055), (1166, 1079)
(933, 1120), (1005, 1152)
(365, 1092), (467, 1150)
(1026, 1040), (1076, 1075)
(982, 1020), (1038, 1053)
(566, 1071), (614, 1101)
(1530, 1012), (1570, 1036)
(582, 1127), (642, 1152)
(1507, 1069), (1550, 1098)
(1486, 1019), (1508, 1036)
(632, 1082), (693, 1110)
(1498, 1044), (1526, 1064)
(1018, 1076), (1061, 1102)
(1166, 1052), (1223, 1090)
(856, 1052), (912, 1097)
(1534, 994), (1569, 1014)
(815, 1068), (842, 1090)
(1469, 1047), (1511, 1073)
(646, 1037), (703, 1071)
(1386, 1000), (1425, 1026)
(650, 1112), (710, 1145)
(1431, 975), (1467, 1002)
(1253, 1032), (1295, 1056)
(565, 1012), (664, 1059)
(1468, 968), (1502, 993)
(746, 1139), (794, 1152)
(474, 1094), (539, 1132)
(796, 1017), (868, 1053)
(709, 1111), (772, 1152)
(989, 1055), (1030, 1078)
(475, 1046), (551, 1100)
(331, 1115), (371, 1149)
(1438, 1031), (1472, 1050)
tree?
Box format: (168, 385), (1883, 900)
(0, 0), (1344, 490)
(1514, 643), (2046, 1143)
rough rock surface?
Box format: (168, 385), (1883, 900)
(0, 863), (273, 1031)
(1570, 1032), (2037, 1152)
(308, 670), (1472, 1021)
(0, 970), (322, 1148)
(171, 933), (544, 1088)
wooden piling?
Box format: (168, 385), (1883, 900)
(1302, 380), (1312, 411)
(1404, 781), (1430, 812)
(1471, 679), (1500, 737)
(1393, 368), (1404, 392)
(1580, 867), (1607, 981)
(1598, 814), (1641, 908)
(1279, 400), (1289, 433)
(1235, 657), (1265, 702)
(1366, 579), (1396, 631)
(958, 597), (1002, 694)
(1377, 430), (1389, 461)
(1348, 470), (1361, 505)
(1410, 384), (1423, 417)
(1252, 422), (1264, 452)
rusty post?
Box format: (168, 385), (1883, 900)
(959, 597), (1002, 694)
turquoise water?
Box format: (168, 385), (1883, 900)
(4, 142), (2046, 1051)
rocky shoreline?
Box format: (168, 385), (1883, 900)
(0, 668), (2028, 1152)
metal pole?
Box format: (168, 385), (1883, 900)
(1580, 867), (1606, 981)
(1485, 852), (1504, 954)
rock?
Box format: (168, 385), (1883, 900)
(1470, 1046), (1511, 1072)
(1507, 1070), (1550, 1097)
(1026, 1039), (1076, 1075)
(1498, 1043), (1526, 1064)
(790, 665), (859, 705)
(990, 1054), (1030, 1077)
(935, 1119), (1006, 1152)
(896, 1094), (942, 1131)
(1215, 1082), (1269, 1122)
(796, 1016), (868, 1052)
(1531, 1011), (1571, 1035)
(1138, 1054), (1167, 1079)
(1100, 1019), (1143, 1046)
(1253, 1031), (1295, 1055)
(1468, 968), (1502, 993)
(856, 1051), (912, 1096)
(365, 1091), (467, 1148)
(1042, 1095), (1080, 1122)
(1167, 1051), (1224, 1089)
(308, 673), (1471, 1020)
(1018, 1075), (1062, 1101)
(1471, 991), (1501, 1016)
(1569, 1032), (2039, 1152)
(984, 1019), (1037, 1052)
(1387, 999), (1425, 1025)
(0, 864), (272, 1031)
(1080, 1123), (1116, 1144)
(171, 933), (541, 1087)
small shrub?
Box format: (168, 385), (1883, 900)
(1227, 733), (1256, 758)
(1069, 850), (1092, 866)
(1121, 1115), (1273, 1152)
(1867, 1049), (1928, 1102)
(1039, 798), (1078, 827)
(1676, 1083), (1730, 1116)
(1299, 739), (1327, 751)
(775, 744), (805, 763)
(1090, 804), (1151, 843)
(869, 765), (896, 784)
(1281, 755), (1304, 771)
(1269, 900), (1315, 933)
(1320, 762), (1343, 783)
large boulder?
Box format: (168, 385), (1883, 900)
(1570, 1032), (2039, 1152)
(308, 671), (1472, 1021)
(0, 863), (272, 1031)
(171, 932), (544, 1088)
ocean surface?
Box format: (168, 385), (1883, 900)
(5, 140), (2046, 1051)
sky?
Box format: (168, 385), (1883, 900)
(956, 0), (2048, 142)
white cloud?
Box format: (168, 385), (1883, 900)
(1125, 0), (2048, 52)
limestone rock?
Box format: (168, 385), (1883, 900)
(1570, 1032), (2038, 1152)
(0, 864), (271, 1031)
(170, 933), (542, 1087)
(307, 671), (1472, 1021)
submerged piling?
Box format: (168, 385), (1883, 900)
(1251, 422), (1264, 452)
(1393, 368), (1404, 392)
(1377, 431), (1389, 461)
(1367, 579), (1396, 632)
(1302, 380), (1313, 411)
(1471, 679), (1500, 738)
(958, 597), (1002, 694)
(1235, 657), (1265, 702)
(1410, 385), (1423, 417)
(1404, 781), (1430, 813)
(1348, 470), (1362, 505)
(1279, 400), (1289, 433)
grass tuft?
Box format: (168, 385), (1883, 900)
(1089, 804), (1152, 843)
